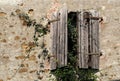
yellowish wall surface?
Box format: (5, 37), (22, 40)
(0, 0), (120, 81)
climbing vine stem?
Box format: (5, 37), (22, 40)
(9, 10), (49, 80)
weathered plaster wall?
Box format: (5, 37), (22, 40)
(0, 0), (120, 81)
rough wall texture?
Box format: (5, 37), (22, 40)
(0, 0), (120, 81)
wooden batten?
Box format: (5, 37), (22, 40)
(58, 6), (68, 67)
(77, 10), (100, 69)
(50, 6), (68, 70)
(89, 10), (100, 69)
(77, 12), (89, 68)
(50, 12), (58, 70)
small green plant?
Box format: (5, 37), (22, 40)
(17, 12), (49, 46)
(51, 68), (98, 81)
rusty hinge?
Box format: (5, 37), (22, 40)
(48, 18), (60, 23)
(85, 52), (102, 56)
(85, 16), (103, 22)
(78, 52), (103, 56)
(85, 17), (102, 20)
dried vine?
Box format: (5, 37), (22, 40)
(9, 9), (50, 80)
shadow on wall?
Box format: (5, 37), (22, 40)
(111, 80), (120, 81)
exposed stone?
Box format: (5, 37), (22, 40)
(3, 56), (9, 59)
(11, 32), (15, 34)
(9, 25), (14, 27)
(0, 12), (7, 17)
(7, 77), (11, 80)
(15, 55), (25, 60)
(1, 39), (7, 43)
(20, 63), (29, 67)
(14, 36), (20, 40)
(28, 42), (36, 48)
(29, 70), (37, 73)
(28, 9), (34, 14)
(20, 3), (24, 6)
(28, 55), (36, 61)
(0, 79), (3, 81)
(15, 9), (21, 15)
(0, 33), (2, 35)
(21, 42), (30, 52)
(18, 68), (28, 73)
(44, 69), (49, 73)
(22, 37), (26, 40)
(38, 76), (43, 80)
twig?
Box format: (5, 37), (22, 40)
(9, 51), (30, 79)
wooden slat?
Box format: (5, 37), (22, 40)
(49, 6), (68, 68)
(77, 12), (81, 68)
(88, 12), (93, 68)
(58, 10), (62, 67)
(50, 12), (58, 70)
(59, 6), (68, 67)
(85, 52), (100, 55)
(83, 12), (89, 68)
(57, 12), (60, 67)
(90, 10), (100, 69)
(77, 12), (82, 68)
(77, 11), (100, 69)
(77, 12), (88, 68)
(64, 7), (68, 66)
(60, 8), (64, 67)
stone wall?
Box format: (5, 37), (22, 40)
(0, 0), (120, 81)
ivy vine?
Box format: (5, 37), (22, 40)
(9, 9), (50, 80)
(18, 12), (49, 46)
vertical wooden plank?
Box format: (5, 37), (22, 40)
(64, 6), (68, 66)
(77, 12), (82, 68)
(57, 12), (60, 67)
(77, 11), (88, 68)
(83, 12), (89, 68)
(77, 12), (84, 68)
(90, 10), (100, 69)
(50, 12), (58, 70)
(80, 11), (85, 68)
(60, 8), (65, 67)
(59, 6), (68, 67)
(58, 10), (62, 67)
(88, 12), (93, 68)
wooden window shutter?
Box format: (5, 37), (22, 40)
(50, 6), (68, 70)
(77, 10), (100, 69)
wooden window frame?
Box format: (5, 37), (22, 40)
(50, 8), (101, 70)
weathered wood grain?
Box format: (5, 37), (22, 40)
(77, 11), (100, 69)
(50, 12), (58, 70)
(83, 12), (89, 68)
(77, 12), (88, 68)
(89, 10), (100, 69)
(50, 6), (68, 69)
(59, 6), (68, 67)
